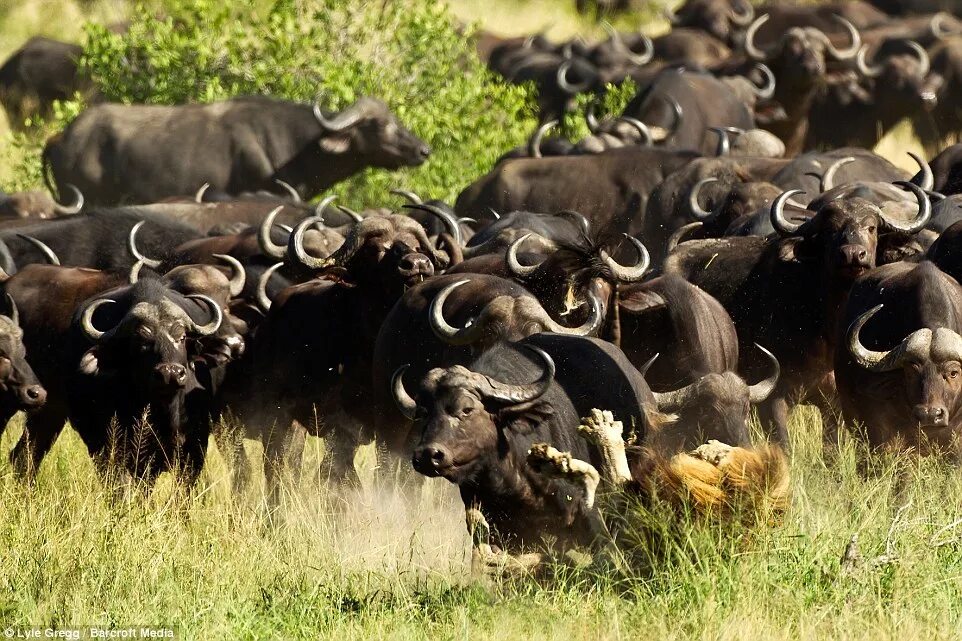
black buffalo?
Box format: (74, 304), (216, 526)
(43, 96), (430, 205)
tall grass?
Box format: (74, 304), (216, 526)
(2, 408), (961, 639)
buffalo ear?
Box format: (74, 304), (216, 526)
(617, 288), (666, 314)
(777, 236), (816, 263)
(319, 133), (352, 154)
(878, 232), (923, 264)
(495, 401), (554, 435)
(78, 346), (103, 376)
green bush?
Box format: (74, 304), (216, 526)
(70, 0), (540, 207)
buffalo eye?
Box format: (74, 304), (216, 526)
(460, 405), (476, 418)
(867, 225), (876, 234)
(948, 367), (960, 380)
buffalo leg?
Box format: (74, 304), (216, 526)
(262, 417), (306, 507)
(213, 419), (251, 497)
(10, 406), (66, 482)
(316, 413), (362, 488)
(758, 395), (791, 450)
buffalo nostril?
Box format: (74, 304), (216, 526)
(420, 146), (431, 158)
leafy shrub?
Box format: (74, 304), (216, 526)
(71, 0), (540, 207)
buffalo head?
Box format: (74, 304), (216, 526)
(849, 304), (962, 431)
(666, 0), (755, 44)
(78, 282), (223, 398)
(313, 97), (430, 170)
(0, 185), (83, 219)
(288, 211), (457, 293)
(395, 346), (555, 482)
(770, 180), (930, 280)
(648, 344), (779, 449)
(745, 14), (860, 82)
(857, 39), (936, 111)
(0, 296), (46, 412)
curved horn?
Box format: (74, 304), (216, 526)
(256, 205), (288, 260)
(880, 181), (931, 233)
(663, 96), (683, 139)
(558, 210), (591, 236)
(81, 298), (115, 342)
(273, 179), (301, 203)
(750, 63), (776, 100)
(652, 380), (698, 412)
(931, 12), (959, 40)
(602, 235), (651, 283)
(909, 151), (934, 192)
(822, 16), (861, 61)
(127, 221), (161, 269)
(194, 183), (210, 203)
(17, 235), (60, 266)
(744, 14), (772, 61)
(213, 253), (247, 298)
(53, 184), (83, 215)
(402, 203), (463, 246)
(711, 127), (731, 156)
(392, 365), (417, 421)
(506, 234), (540, 277)
(314, 195), (337, 219)
(488, 208), (501, 221)
(747, 343), (780, 403)
(185, 294), (223, 336)
(389, 189), (422, 205)
(428, 280), (484, 345)
(847, 304), (907, 372)
(0, 238), (15, 278)
(128, 260), (145, 285)
(821, 156), (856, 192)
(312, 100), (368, 133)
(337, 205), (364, 224)
(255, 262), (283, 312)
(730, 1), (755, 27)
(602, 22), (653, 66)
(640, 352), (659, 376)
(770, 189), (808, 236)
(481, 345), (555, 405)
(5, 293), (18, 326)
(585, 99), (601, 133)
(904, 40), (931, 80)
(556, 59), (593, 94)
(688, 177), (719, 220)
(528, 119), (558, 159)
(668, 222), (702, 252)
(289, 215), (330, 270)
(856, 45), (884, 78)
(615, 116), (653, 147)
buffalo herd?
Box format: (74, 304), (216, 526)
(2, 0), (962, 569)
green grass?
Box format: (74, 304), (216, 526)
(2, 409), (961, 639)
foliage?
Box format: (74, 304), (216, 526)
(562, 78), (639, 139)
(69, 0), (539, 207)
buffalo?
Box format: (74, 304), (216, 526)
(44, 96), (430, 205)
